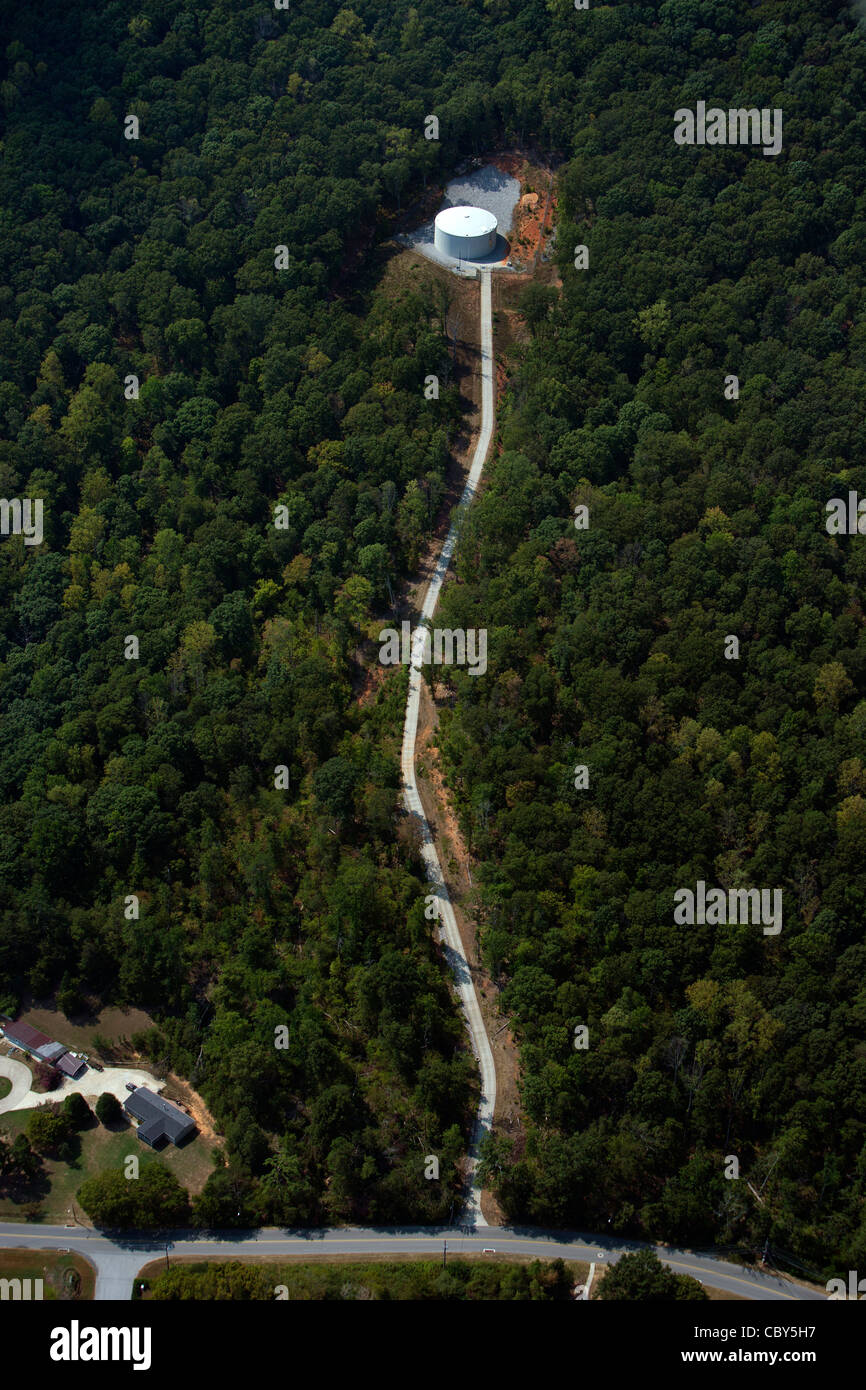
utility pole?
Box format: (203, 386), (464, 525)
(442, 1240), (447, 1269)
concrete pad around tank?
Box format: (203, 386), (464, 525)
(399, 229), (513, 270)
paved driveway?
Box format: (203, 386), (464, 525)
(0, 1055), (34, 1114)
(0, 1053), (162, 1114)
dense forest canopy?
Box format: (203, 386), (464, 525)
(0, 0), (864, 1269)
(442, 0), (865, 1275)
(0, 0), (526, 1226)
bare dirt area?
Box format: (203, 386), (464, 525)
(354, 659), (388, 709)
(11, 1001), (154, 1054)
(160, 1071), (221, 1146)
(489, 156), (560, 409)
(490, 152), (558, 279)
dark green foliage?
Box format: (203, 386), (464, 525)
(26, 1104), (72, 1155)
(78, 1162), (191, 1228)
(0, 0), (486, 1225)
(433, 0), (866, 1274)
(596, 1250), (707, 1302)
(1, 0), (863, 1260)
(312, 757), (358, 817)
(0, 1131), (39, 1187)
(147, 1257), (575, 1300)
(95, 1092), (123, 1125)
(63, 1091), (92, 1130)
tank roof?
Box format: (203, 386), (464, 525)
(434, 205), (497, 238)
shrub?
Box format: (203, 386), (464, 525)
(95, 1092), (124, 1125)
(26, 1104), (71, 1155)
(31, 1060), (61, 1092)
(63, 1092), (92, 1130)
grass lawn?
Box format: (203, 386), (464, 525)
(0, 1109), (216, 1223)
(0, 1077), (11, 1101)
(12, 1002), (154, 1058)
(0, 1247), (95, 1299)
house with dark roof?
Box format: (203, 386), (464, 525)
(123, 1087), (196, 1148)
(0, 1020), (87, 1079)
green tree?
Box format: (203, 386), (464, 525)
(312, 757), (358, 817)
(26, 1104), (71, 1155)
(95, 1092), (124, 1125)
(78, 1162), (191, 1227)
(595, 1250), (707, 1301)
(63, 1092), (92, 1131)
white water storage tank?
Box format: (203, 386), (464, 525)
(434, 205), (497, 261)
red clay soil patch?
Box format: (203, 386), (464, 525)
(492, 152), (526, 179)
(355, 660), (388, 708)
(490, 153), (557, 276)
(495, 355), (509, 402)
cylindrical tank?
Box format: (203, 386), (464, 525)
(434, 205), (497, 261)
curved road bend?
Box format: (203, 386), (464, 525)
(0, 1221), (826, 1301)
(0, 1056), (35, 1114)
(400, 267), (496, 1224)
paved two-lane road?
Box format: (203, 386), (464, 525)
(0, 1220), (826, 1301)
